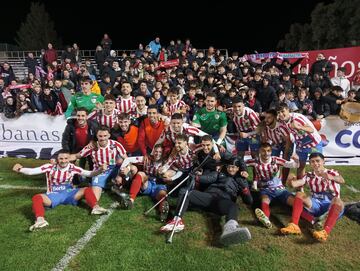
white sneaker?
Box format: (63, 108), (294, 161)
(220, 219), (251, 246)
(91, 205), (108, 215)
(255, 208), (272, 229)
(29, 217), (49, 232)
(160, 217), (185, 233)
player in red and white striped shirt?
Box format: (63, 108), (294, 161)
(277, 102), (322, 179)
(281, 152), (345, 242)
(246, 143), (299, 229)
(232, 97), (261, 158)
(12, 150), (108, 231)
(113, 145), (170, 220)
(162, 88), (188, 117)
(116, 82), (136, 114)
(88, 94), (119, 129)
(159, 134), (195, 182)
(262, 109), (293, 181)
(72, 126), (127, 201)
(155, 113), (220, 158)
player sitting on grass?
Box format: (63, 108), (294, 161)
(112, 144), (171, 221)
(13, 150), (108, 232)
(245, 143), (299, 229)
(280, 152), (345, 242)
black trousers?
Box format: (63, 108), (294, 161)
(176, 190), (238, 222)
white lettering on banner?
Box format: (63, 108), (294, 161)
(0, 113), (66, 159)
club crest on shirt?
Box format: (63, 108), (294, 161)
(215, 114), (219, 119)
(91, 97), (97, 103)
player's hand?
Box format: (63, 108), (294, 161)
(100, 163), (108, 172)
(213, 152), (221, 161)
(318, 169), (331, 180)
(291, 121), (302, 130)
(240, 171), (249, 178)
(291, 154), (299, 164)
(239, 132), (249, 138)
(13, 164), (23, 172)
(120, 166), (130, 176)
(143, 154), (150, 165)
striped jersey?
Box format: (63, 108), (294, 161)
(159, 123), (206, 144)
(167, 100), (187, 116)
(262, 121), (290, 146)
(79, 139), (126, 169)
(303, 169), (341, 198)
(88, 108), (120, 129)
(246, 156), (298, 188)
(116, 96), (136, 114)
(233, 107), (260, 135)
(164, 149), (195, 171)
(282, 113), (321, 148)
(38, 163), (84, 193)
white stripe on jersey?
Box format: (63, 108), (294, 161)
(303, 169), (341, 198)
(233, 107), (260, 134)
(262, 122), (289, 146)
(144, 160), (163, 177)
(246, 156), (287, 183)
(282, 113), (321, 148)
(116, 96), (136, 114)
(163, 123), (204, 143)
(168, 100), (186, 116)
(166, 149), (194, 171)
(88, 109), (120, 129)
(39, 163), (84, 193)
(79, 139), (126, 169)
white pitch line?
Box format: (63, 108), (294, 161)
(51, 202), (119, 271)
(0, 184), (46, 190)
(346, 185), (360, 193)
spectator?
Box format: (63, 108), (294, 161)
(72, 43), (81, 63)
(312, 88), (330, 119)
(16, 92), (36, 116)
(95, 45), (107, 74)
(0, 62), (15, 86)
(41, 86), (66, 116)
(61, 46), (76, 64)
(331, 67), (350, 98)
(323, 86), (345, 115)
(30, 84), (44, 112)
(44, 43), (58, 68)
(309, 53), (333, 78)
(3, 96), (16, 118)
(101, 33), (112, 56)
(148, 37), (161, 57)
(24, 52), (39, 76)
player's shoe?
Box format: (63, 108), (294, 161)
(280, 223), (302, 235)
(117, 192), (133, 210)
(255, 208), (272, 229)
(160, 217), (185, 233)
(312, 229), (329, 242)
(29, 217), (49, 232)
(91, 205), (109, 215)
(219, 219), (251, 246)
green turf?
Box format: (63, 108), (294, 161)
(0, 158), (360, 271)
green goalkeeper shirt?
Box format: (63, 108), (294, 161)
(65, 92), (104, 119)
(192, 107), (227, 136)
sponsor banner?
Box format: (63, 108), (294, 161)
(0, 113), (359, 165)
(0, 113), (66, 159)
(297, 46), (360, 82)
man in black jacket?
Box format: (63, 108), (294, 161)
(309, 53), (334, 78)
(160, 152), (252, 246)
(62, 107), (99, 171)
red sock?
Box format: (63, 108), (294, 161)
(84, 187), (97, 208)
(129, 174), (142, 200)
(324, 204), (342, 234)
(32, 194), (45, 218)
(261, 202), (270, 218)
(292, 197), (303, 225)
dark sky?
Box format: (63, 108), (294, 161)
(1, 0), (334, 54)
